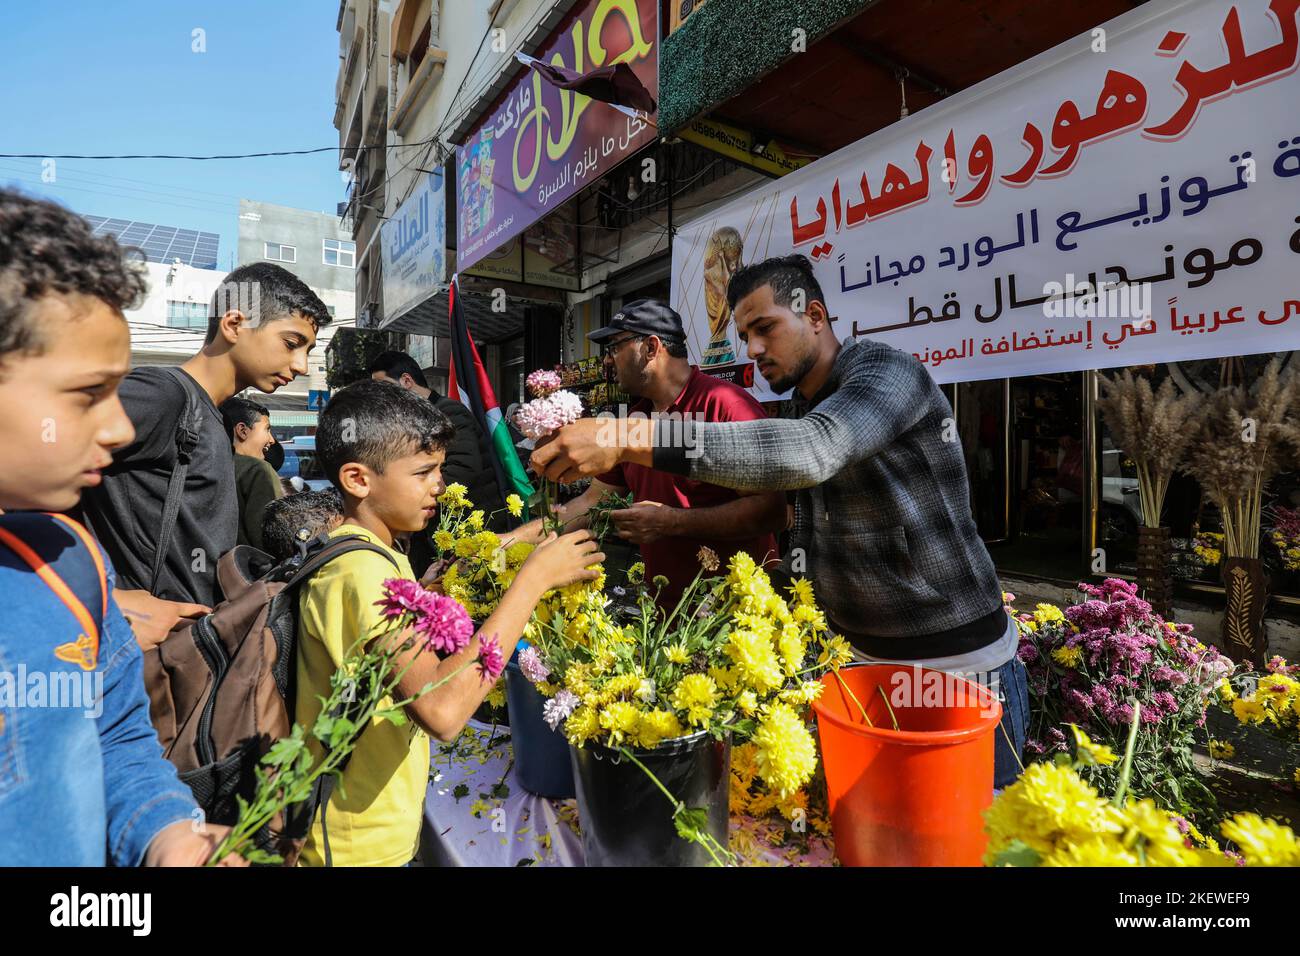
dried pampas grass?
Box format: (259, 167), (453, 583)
(1098, 369), (1203, 527)
(1183, 359), (1300, 558)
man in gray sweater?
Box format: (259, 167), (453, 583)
(533, 254), (1027, 787)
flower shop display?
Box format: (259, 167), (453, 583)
(1009, 580), (1232, 821)
(985, 714), (1300, 867)
(211, 578), (487, 865)
(521, 548), (851, 866)
(1215, 655), (1300, 745)
(1097, 370), (1202, 618)
(812, 662), (1003, 866)
(1183, 360), (1300, 664)
(1266, 504), (1300, 576)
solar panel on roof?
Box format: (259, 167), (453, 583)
(80, 214), (220, 268)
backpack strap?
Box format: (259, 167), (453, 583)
(150, 367), (206, 594)
(0, 513), (108, 671)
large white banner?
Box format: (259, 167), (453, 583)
(383, 170), (446, 323)
(671, 0), (1300, 399)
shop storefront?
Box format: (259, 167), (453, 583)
(660, 0), (1300, 625)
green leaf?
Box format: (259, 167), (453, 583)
(990, 840), (1041, 867)
(452, 783), (470, 802)
(673, 806), (710, 841)
(515, 857), (535, 867)
(376, 708), (408, 727)
(328, 718), (357, 750)
(490, 782), (511, 800)
(263, 734), (306, 768)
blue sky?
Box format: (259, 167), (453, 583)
(0, 1), (347, 268)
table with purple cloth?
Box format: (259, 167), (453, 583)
(419, 719), (835, 867)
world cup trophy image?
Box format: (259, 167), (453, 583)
(701, 226), (742, 367)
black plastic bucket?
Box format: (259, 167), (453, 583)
(504, 660), (576, 799)
(571, 731), (731, 866)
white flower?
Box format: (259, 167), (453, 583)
(542, 689), (579, 730)
(635, 678), (657, 704)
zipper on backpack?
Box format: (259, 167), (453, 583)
(192, 616), (230, 766)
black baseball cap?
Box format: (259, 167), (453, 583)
(587, 298), (686, 345)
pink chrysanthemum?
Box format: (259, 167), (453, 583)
(415, 593), (474, 655)
(376, 578), (429, 620)
(518, 645), (550, 683)
(525, 368), (563, 398)
(476, 633), (505, 683)
(513, 390), (584, 440)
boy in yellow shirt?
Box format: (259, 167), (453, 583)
(297, 379), (602, 866)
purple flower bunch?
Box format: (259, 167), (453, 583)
(1013, 578), (1235, 818)
(376, 578), (474, 655)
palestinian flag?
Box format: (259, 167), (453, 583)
(447, 275), (535, 504)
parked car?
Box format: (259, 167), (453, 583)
(276, 436), (331, 492)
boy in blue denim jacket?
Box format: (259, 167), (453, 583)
(0, 190), (242, 865)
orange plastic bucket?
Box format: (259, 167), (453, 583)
(812, 663), (1002, 866)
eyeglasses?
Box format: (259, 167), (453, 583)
(600, 333), (644, 357)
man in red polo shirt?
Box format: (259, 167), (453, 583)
(521, 299), (785, 610)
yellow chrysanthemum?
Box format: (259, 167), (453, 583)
(636, 709), (685, 749)
(726, 629), (784, 693)
(664, 643), (690, 665)
(1117, 799), (1197, 866)
(1208, 739), (1235, 759)
(1220, 813), (1300, 866)
(627, 561), (645, 583)
(1215, 678), (1236, 703)
(671, 673), (719, 726)
(565, 705), (600, 745)
(1051, 645), (1083, 668)
(432, 529), (455, 552)
(486, 686), (506, 709)
(817, 633), (854, 669)
(506, 494), (524, 517)
(598, 701), (642, 745)
(752, 702), (818, 797)
(735, 689), (759, 715)
(1041, 836), (1139, 867)
(983, 762), (1124, 862)
(466, 510), (485, 531)
(787, 577), (816, 608)
(1231, 697), (1268, 725)
(776, 623), (807, 676)
(1033, 603), (1065, 624)
(439, 483), (469, 510)
(1070, 725), (1117, 766)
(727, 550), (757, 580)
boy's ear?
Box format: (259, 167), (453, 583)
(215, 309), (247, 345)
(337, 462), (371, 499)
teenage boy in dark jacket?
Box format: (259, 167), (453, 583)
(80, 261), (331, 647)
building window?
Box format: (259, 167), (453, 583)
(265, 242), (297, 263)
(166, 300), (209, 329)
(324, 238), (356, 268)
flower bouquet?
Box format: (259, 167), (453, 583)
(1009, 579), (1232, 820)
(986, 711), (1299, 867)
(520, 547), (852, 865)
(210, 578), (494, 865)
(514, 368), (584, 532)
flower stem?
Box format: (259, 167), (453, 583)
(1111, 700), (1142, 808)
